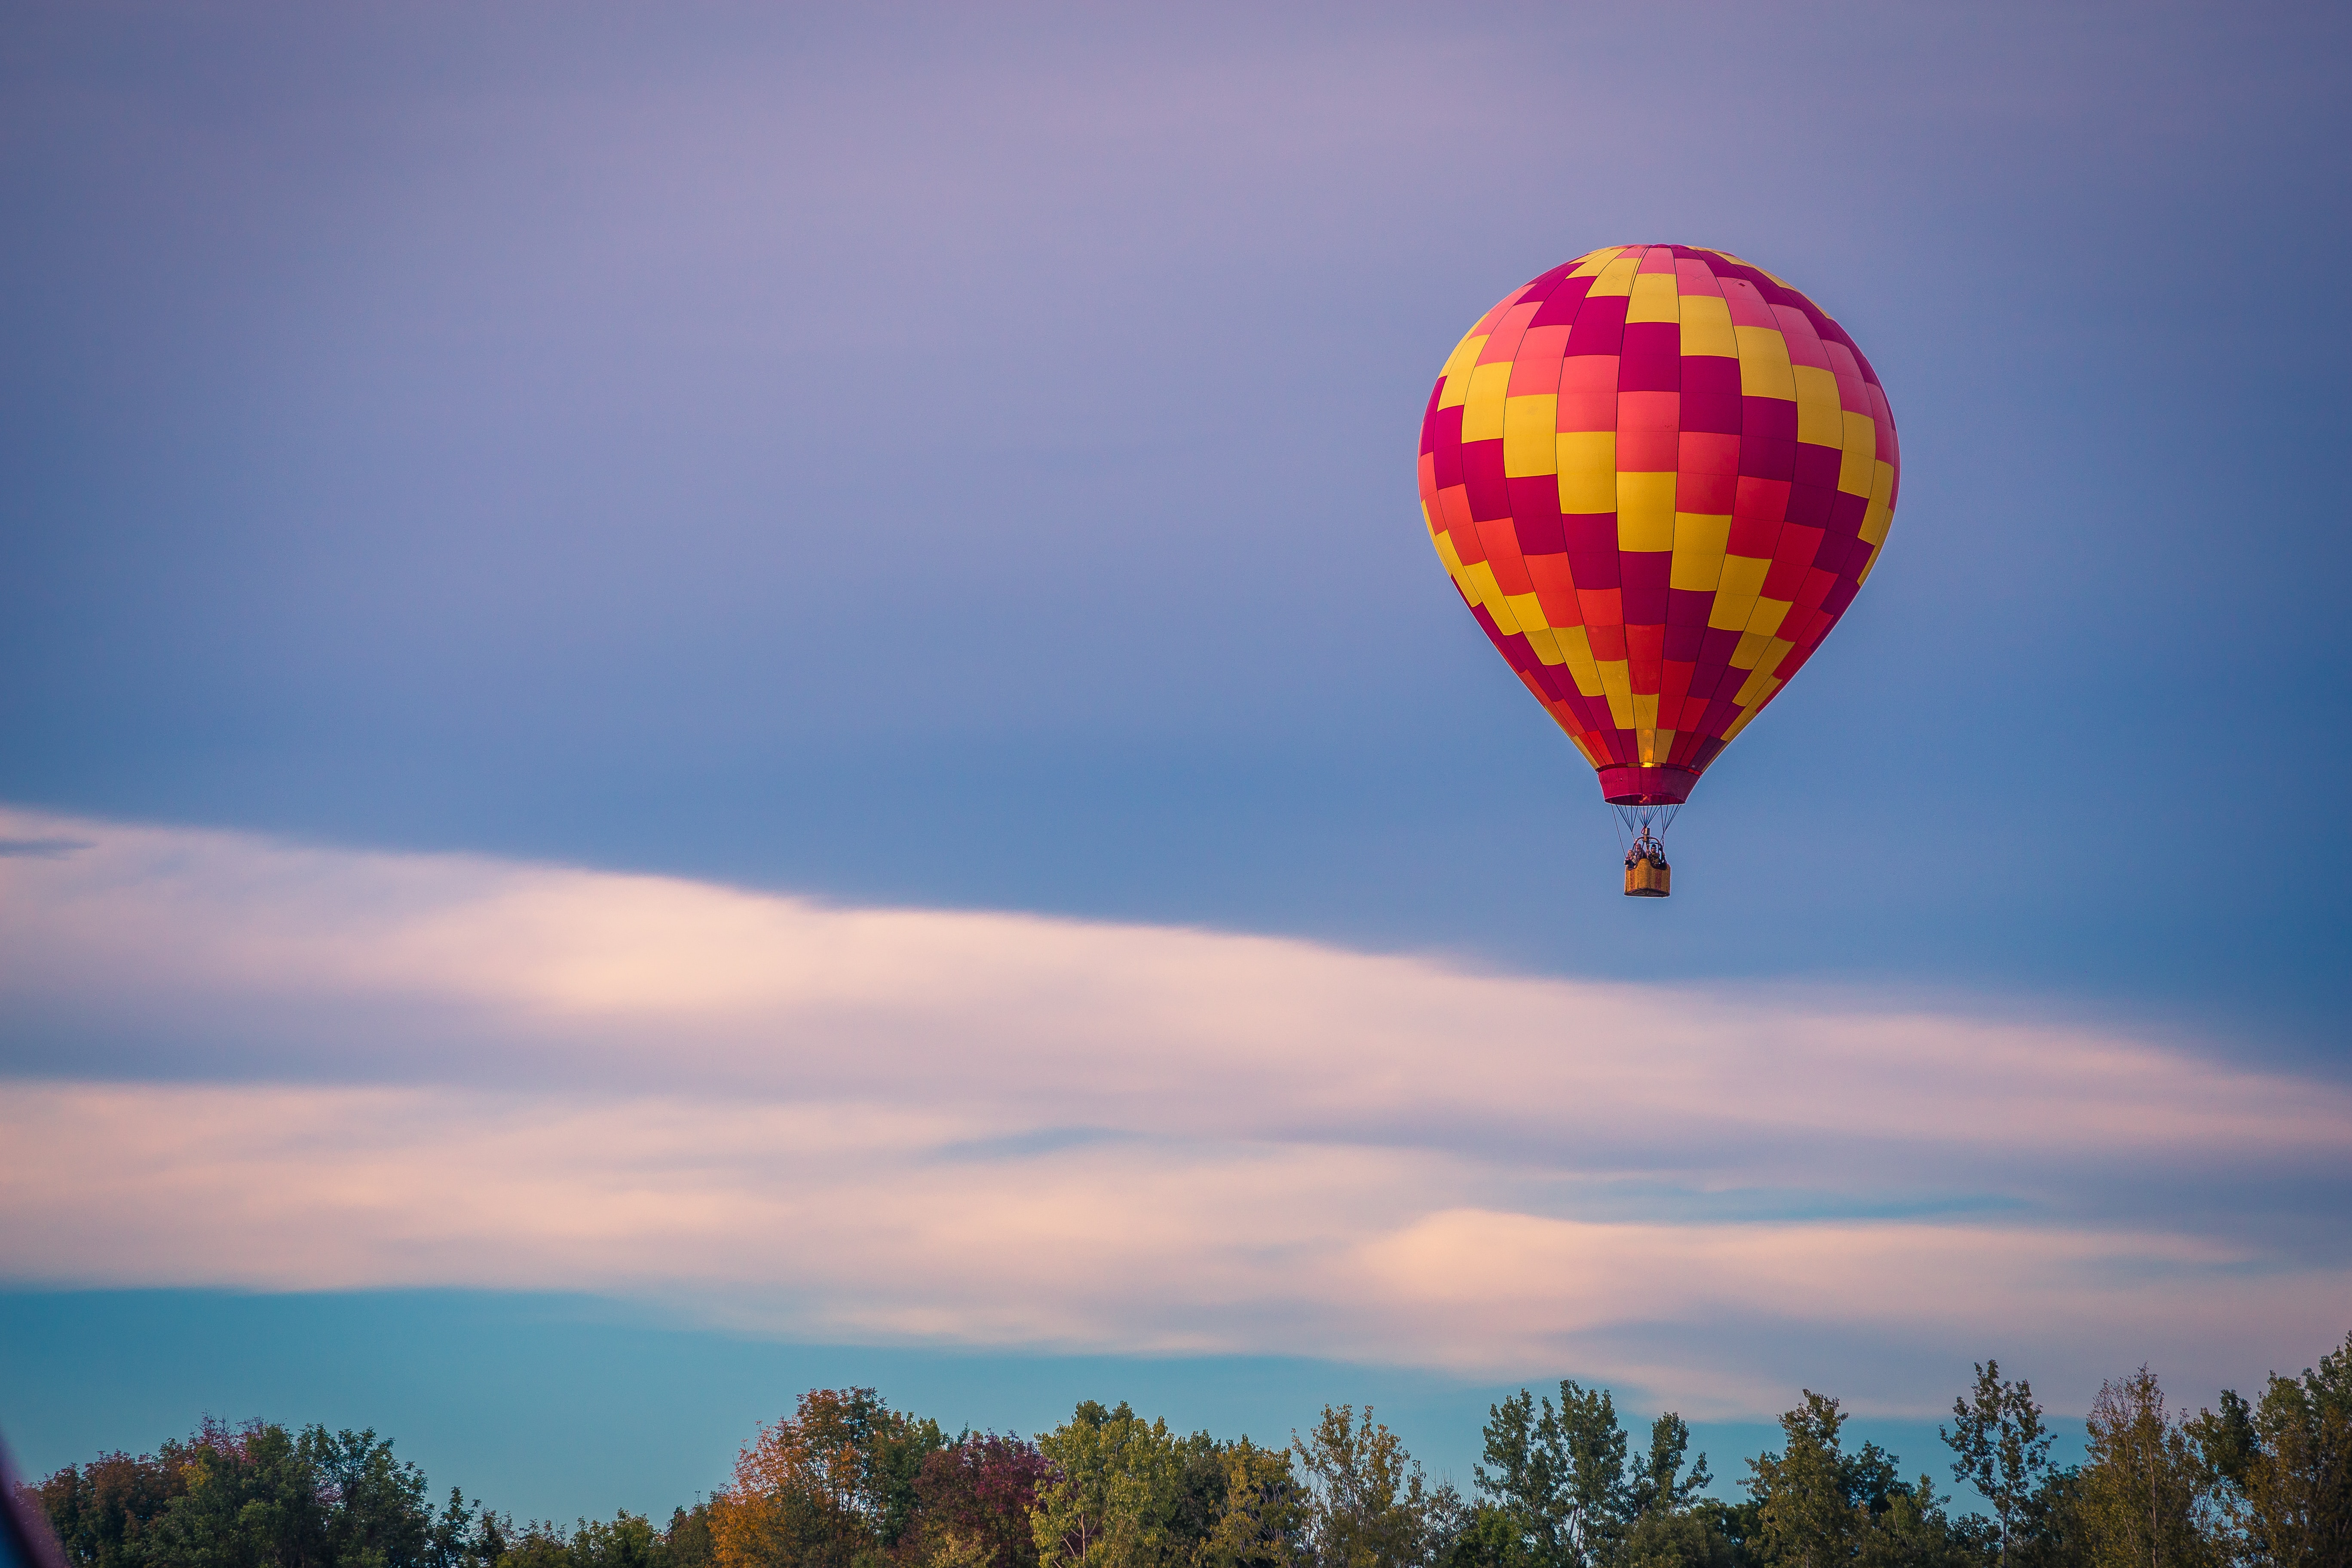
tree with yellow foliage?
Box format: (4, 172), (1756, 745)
(711, 1390), (944, 1568)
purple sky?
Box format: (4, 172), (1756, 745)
(2, 0), (2347, 1524)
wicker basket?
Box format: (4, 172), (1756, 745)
(1623, 856), (1672, 897)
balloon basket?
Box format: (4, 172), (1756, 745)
(1623, 832), (1671, 897)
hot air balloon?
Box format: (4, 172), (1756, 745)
(1417, 245), (1899, 896)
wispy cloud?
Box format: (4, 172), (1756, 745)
(1, 805), (2343, 1415)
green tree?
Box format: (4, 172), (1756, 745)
(2006, 1468), (2089, 1568)
(1615, 1507), (1738, 1568)
(1291, 1407), (1441, 1568)
(1626, 1418), (1711, 1526)
(1030, 1402), (1196, 1568)
(426, 1490), (509, 1568)
(2077, 1369), (2214, 1568)
(1191, 1443), (1308, 1568)
(30, 1420), (440, 1568)
(2190, 1328), (2352, 1568)
(1748, 1392), (1963, 1568)
(1749, 1395), (1864, 1568)
(662, 1506), (716, 1568)
(1943, 1362), (2057, 1568)
(497, 1524), (577, 1568)
(1470, 1384), (1641, 1568)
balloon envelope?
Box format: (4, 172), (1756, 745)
(1417, 245), (1899, 805)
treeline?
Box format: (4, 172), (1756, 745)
(20, 1330), (2349, 1568)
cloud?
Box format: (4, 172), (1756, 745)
(1, 804), (2345, 1415)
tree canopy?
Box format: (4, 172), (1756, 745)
(20, 1327), (2352, 1568)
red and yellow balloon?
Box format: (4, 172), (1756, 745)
(1417, 245), (1899, 831)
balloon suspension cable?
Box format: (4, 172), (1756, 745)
(1611, 802), (1679, 858)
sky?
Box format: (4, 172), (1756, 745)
(2, 0), (2349, 1527)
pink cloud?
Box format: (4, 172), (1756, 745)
(1, 805), (2345, 1415)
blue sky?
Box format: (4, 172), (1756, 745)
(1, 0), (2346, 1528)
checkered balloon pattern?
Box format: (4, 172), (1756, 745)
(1418, 245), (1899, 806)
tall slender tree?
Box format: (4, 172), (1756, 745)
(1292, 1406), (1440, 1568)
(2078, 1369), (2214, 1568)
(1943, 1361), (2056, 1567)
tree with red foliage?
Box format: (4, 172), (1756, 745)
(904, 1438), (1051, 1568)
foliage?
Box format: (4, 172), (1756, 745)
(2076, 1369), (2216, 1568)
(1290, 1407), (1445, 1568)
(907, 1438), (1051, 1568)
(1030, 1404), (1303, 1568)
(2190, 1329), (2352, 1568)
(1745, 1391), (1967, 1568)
(1466, 1386), (1721, 1568)
(1943, 1363), (2055, 1568)
(25, 1419), (458, 1568)
(24, 1326), (2352, 1568)
(712, 1389), (947, 1568)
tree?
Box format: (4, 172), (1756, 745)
(1470, 1384), (1637, 1568)
(2191, 1328), (2352, 1568)
(1625, 1418), (1710, 1527)
(1748, 1393), (1961, 1568)
(713, 1390), (946, 1568)
(1615, 1416), (1727, 1568)
(1191, 1443), (1309, 1568)
(1291, 1407), (1441, 1568)
(1030, 1402), (1196, 1568)
(663, 1505), (717, 1568)
(29, 1438), (199, 1568)
(1749, 1395), (1864, 1568)
(1943, 1361), (2056, 1567)
(28, 1419), (440, 1568)
(906, 1437), (1051, 1568)
(2077, 1369), (2214, 1568)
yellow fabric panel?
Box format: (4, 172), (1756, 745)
(1507, 590), (1551, 635)
(1522, 623), (1567, 666)
(1792, 364), (1843, 447)
(1615, 472), (1677, 551)
(1861, 461), (1896, 545)
(1567, 247), (1626, 279)
(1715, 554), (1770, 598)
(1639, 728), (1674, 766)
(1745, 598), (1793, 638)
(1440, 327), (1485, 377)
(1734, 667), (1784, 707)
(1626, 272), (1681, 323)
(1837, 410), (1877, 496)
(1707, 591), (1756, 631)
(1631, 693), (1659, 729)
(1556, 432), (1617, 512)
(1586, 256), (1640, 297)
(1503, 395), (1560, 476)
(1677, 294), (1736, 358)
(1559, 625), (1605, 696)
(1729, 628), (1773, 668)
(1670, 513), (1732, 590)
(1433, 527), (1463, 573)
(1437, 331), (1487, 410)
(1734, 325), (1795, 399)
(1462, 362), (1512, 442)
(1465, 561), (1518, 632)
(1598, 660), (1635, 728)
(1856, 541), (1884, 584)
